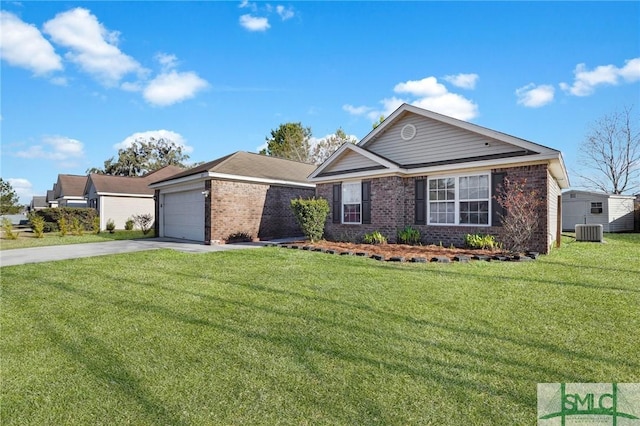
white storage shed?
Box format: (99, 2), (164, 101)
(562, 190), (635, 232)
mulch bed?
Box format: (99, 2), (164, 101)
(275, 241), (538, 263)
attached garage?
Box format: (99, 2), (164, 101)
(149, 151), (317, 244)
(162, 189), (205, 241)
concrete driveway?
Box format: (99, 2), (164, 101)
(0, 238), (281, 267)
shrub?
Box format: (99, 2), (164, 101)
(92, 216), (101, 234)
(397, 226), (421, 245)
(2, 217), (19, 240)
(290, 197), (330, 243)
(32, 208), (97, 234)
(464, 233), (497, 250)
(106, 219), (116, 233)
(363, 231), (387, 245)
(494, 177), (543, 253)
(29, 214), (45, 238)
(71, 218), (84, 236)
(132, 213), (154, 235)
(125, 218), (134, 231)
(226, 232), (253, 243)
(58, 217), (68, 237)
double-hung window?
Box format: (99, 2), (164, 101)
(428, 174), (490, 225)
(342, 182), (362, 224)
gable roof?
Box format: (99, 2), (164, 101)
(30, 196), (47, 208)
(54, 175), (88, 199)
(85, 165), (184, 196)
(150, 151), (316, 188)
(310, 103), (569, 188)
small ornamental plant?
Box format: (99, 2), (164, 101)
(106, 219), (116, 234)
(132, 214), (153, 235)
(125, 218), (134, 231)
(29, 214), (46, 238)
(58, 217), (68, 237)
(397, 226), (421, 245)
(363, 231), (387, 245)
(2, 217), (18, 240)
(92, 216), (101, 234)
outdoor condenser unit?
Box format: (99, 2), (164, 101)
(575, 224), (603, 242)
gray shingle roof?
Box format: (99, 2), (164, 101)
(152, 152), (316, 185)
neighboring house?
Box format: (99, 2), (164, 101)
(53, 175), (88, 207)
(84, 166), (184, 230)
(149, 151), (316, 243)
(29, 196), (47, 212)
(46, 189), (59, 208)
(562, 190), (635, 232)
(309, 103), (570, 254)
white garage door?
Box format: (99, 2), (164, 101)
(163, 190), (205, 241)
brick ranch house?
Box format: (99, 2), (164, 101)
(309, 104), (570, 254)
(150, 151), (316, 243)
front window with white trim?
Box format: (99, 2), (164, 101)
(342, 182), (361, 224)
(428, 174), (490, 225)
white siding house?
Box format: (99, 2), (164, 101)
(562, 190), (635, 232)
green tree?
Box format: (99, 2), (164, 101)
(372, 115), (385, 129)
(260, 122), (312, 163)
(1, 178), (22, 214)
(87, 137), (190, 176)
(310, 128), (358, 165)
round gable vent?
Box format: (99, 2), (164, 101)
(400, 124), (416, 141)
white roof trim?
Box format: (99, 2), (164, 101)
(150, 171), (314, 189)
(94, 192), (154, 198)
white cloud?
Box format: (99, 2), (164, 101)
(114, 130), (193, 154)
(239, 14), (270, 31)
(394, 76), (448, 97)
(7, 178), (37, 204)
(0, 11), (63, 75)
(345, 75), (479, 122)
(156, 52), (178, 71)
(143, 70), (209, 106)
(15, 135), (85, 161)
(560, 57), (640, 96)
(276, 5), (295, 20)
(515, 83), (555, 108)
(42, 7), (145, 86)
(342, 104), (373, 116)
(443, 73), (479, 90)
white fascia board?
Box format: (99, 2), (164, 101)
(95, 192), (154, 198)
(309, 169), (404, 184)
(207, 172), (315, 188)
(148, 172), (209, 189)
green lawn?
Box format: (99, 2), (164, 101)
(1, 234), (639, 424)
(0, 230), (155, 250)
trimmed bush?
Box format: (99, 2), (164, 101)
(125, 218), (134, 231)
(226, 232), (253, 243)
(106, 219), (116, 233)
(31, 208), (97, 234)
(290, 197), (330, 243)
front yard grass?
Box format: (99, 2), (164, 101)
(1, 234), (638, 424)
(0, 230), (155, 250)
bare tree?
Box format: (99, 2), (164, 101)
(577, 106), (639, 194)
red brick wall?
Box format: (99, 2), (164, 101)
(317, 163), (554, 253)
(208, 180), (315, 242)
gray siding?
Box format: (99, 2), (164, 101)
(365, 113), (526, 166)
(547, 171), (562, 249)
(322, 149), (382, 174)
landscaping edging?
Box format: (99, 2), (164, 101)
(269, 243), (538, 264)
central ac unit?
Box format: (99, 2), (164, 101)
(575, 224), (603, 242)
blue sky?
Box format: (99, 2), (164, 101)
(1, 1), (639, 203)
